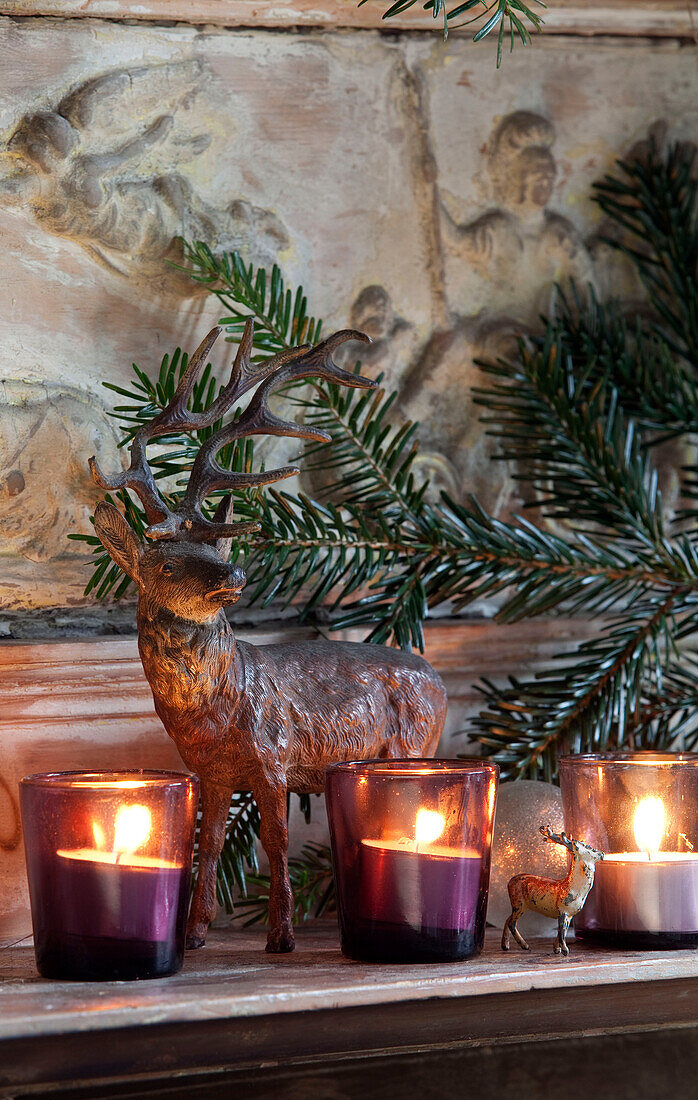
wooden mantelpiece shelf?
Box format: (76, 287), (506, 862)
(1, 926), (697, 1098)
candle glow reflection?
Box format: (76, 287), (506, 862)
(634, 796), (665, 860)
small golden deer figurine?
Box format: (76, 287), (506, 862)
(501, 825), (604, 956)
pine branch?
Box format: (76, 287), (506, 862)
(539, 286), (698, 442)
(179, 242), (427, 530)
(243, 490), (408, 615)
(210, 792), (260, 912)
(473, 325), (670, 549)
(177, 241), (322, 354)
(172, 242), (446, 647)
(361, 1), (546, 66)
(475, 590), (695, 779)
(593, 139), (698, 365)
(642, 658), (698, 751)
(469, 138), (698, 775)
(195, 792), (331, 913)
(234, 843), (335, 926)
(75, 330), (698, 641)
(290, 376), (427, 525)
(71, 328), (434, 643)
(434, 497), (698, 619)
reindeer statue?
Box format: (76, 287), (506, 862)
(501, 825), (604, 956)
(89, 322), (447, 954)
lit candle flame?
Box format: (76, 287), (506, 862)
(415, 808), (445, 850)
(634, 796), (665, 860)
(113, 804), (152, 862)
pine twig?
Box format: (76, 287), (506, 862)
(361, 0), (546, 66)
(234, 843), (335, 926)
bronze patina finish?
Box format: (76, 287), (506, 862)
(501, 825), (604, 956)
(89, 322), (447, 954)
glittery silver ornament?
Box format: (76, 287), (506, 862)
(487, 780), (568, 935)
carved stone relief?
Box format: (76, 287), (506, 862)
(335, 111), (599, 511)
(397, 318), (522, 511)
(0, 20), (696, 610)
(440, 111), (596, 324)
(346, 104), (695, 516)
(387, 111), (597, 510)
(340, 285), (418, 384)
(0, 381), (122, 561)
(0, 62), (288, 296)
(302, 284), (423, 499)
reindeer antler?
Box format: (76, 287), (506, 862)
(89, 326), (223, 527)
(540, 825), (574, 851)
(90, 320), (374, 543)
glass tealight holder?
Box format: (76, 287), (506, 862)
(325, 759), (498, 963)
(559, 752), (698, 949)
(20, 771), (198, 980)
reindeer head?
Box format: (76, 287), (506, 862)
(540, 825), (604, 863)
(91, 509), (249, 622)
(90, 321), (374, 623)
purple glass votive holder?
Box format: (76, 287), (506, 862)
(560, 752), (698, 950)
(325, 759), (498, 963)
(20, 771), (198, 980)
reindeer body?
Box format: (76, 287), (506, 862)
(137, 601), (445, 954)
(139, 610), (445, 791)
(90, 321), (447, 953)
(501, 827), (604, 956)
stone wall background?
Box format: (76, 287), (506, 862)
(0, 11), (697, 617)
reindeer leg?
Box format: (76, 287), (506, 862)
(502, 914), (513, 950)
(186, 781), (232, 950)
(555, 913), (571, 956)
(255, 781), (294, 954)
(508, 907), (530, 951)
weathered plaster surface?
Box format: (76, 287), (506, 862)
(0, 18), (696, 608)
(1, 2), (695, 36)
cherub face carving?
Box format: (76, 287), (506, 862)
(518, 147), (556, 210)
(488, 111), (557, 214)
